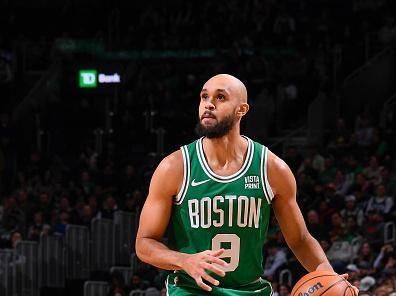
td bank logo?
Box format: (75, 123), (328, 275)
(79, 70), (97, 88)
(79, 69), (121, 88)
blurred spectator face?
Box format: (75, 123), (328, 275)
(307, 210), (319, 224)
(376, 184), (386, 197)
(314, 184), (323, 194)
(82, 205), (93, 220)
(33, 211), (43, 224)
(59, 197), (70, 211)
(5, 196), (17, 209)
(60, 211), (69, 224)
(335, 170), (344, 182)
(81, 171), (90, 182)
(346, 217), (356, 230)
(105, 195), (116, 209)
(361, 242), (371, 256)
(11, 231), (22, 248)
(16, 190), (28, 203)
(324, 158), (333, 169)
(278, 284), (290, 296)
(88, 196), (97, 210)
(356, 174), (366, 185)
(126, 165), (135, 177)
(369, 156), (378, 168)
(39, 192), (50, 205)
(125, 197), (135, 211)
(345, 195), (356, 209)
(303, 157), (312, 167)
(331, 212), (342, 227)
(160, 288), (166, 296)
(130, 274), (142, 288)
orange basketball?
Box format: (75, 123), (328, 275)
(291, 270), (357, 296)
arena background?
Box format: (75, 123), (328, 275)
(0, 0), (395, 295)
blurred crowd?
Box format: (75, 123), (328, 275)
(267, 113), (395, 296)
(0, 0), (396, 296)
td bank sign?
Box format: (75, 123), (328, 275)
(79, 70), (121, 88)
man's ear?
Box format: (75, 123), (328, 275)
(237, 103), (249, 117)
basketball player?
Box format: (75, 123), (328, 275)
(136, 74), (357, 295)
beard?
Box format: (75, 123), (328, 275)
(195, 112), (237, 139)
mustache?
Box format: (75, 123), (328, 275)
(201, 111), (216, 119)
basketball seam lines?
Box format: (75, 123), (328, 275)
(292, 274), (338, 296)
(319, 278), (347, 296)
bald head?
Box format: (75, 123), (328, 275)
(203, 74), (248, 103)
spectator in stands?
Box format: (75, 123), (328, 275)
(354, 242), (376, 276)
(362, 156), (384, 186)
(108, 270), (127, 296)
(273, 283), (291, 296)
(352, 173), (371, 195)
(75, 205), (94, 227)
(364, 209), (386, 245)
(87, 195), (99, 217)
(355, 116), (375, 150)
(27, 211), (50, 241)
(15, 189), (34, 223)
(365, 184), (394, 216)
(306, 209), (327, 240)
(53, 211), (70, 235)
(119, 164), (140, 196)
(328, 118), (350, 152)
(283, 146), (303, 174)
(307, 145), (325, 173)
(2, 195), (25, 236)
(263, 240), (287, 281)
(36, 191), (52, 222)
(380, 167), (396, 195)
(359, 276), (376, 294)
(374, 243), (395, 277)
(79, 171), (95, 197)
(318, 157), (337, 185)
(9, 230), (22, 249)
(98, 194), (118, 220)
(328, 212), (346, 242)
(340, 194), (365, 227)
(334, 169), (351, 196)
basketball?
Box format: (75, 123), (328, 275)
(291, 270), (357, 296)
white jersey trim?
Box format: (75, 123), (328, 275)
(174, 145), (190, 205)
(196, 136), (254, 183)
(260, 146), (275, 204)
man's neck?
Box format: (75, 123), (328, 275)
(202, 131), (248, 168)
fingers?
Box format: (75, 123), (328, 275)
(201, 271), (220, 286)
(195, 277), (212, 292)
(340, 273), (349, 280)
(352, 287), (359, 296)
(205, 255), (228, 267)
(202, 262), (226, 277)
(210, 248), (225, 257)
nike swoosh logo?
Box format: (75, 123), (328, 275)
(191, 179), (210, 186)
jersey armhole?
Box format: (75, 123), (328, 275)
(174, 145), (190, 205)
(260, 146), (275, 204)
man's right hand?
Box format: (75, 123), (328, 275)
(181, 249), (228, 292)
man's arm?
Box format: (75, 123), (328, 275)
(135, 150), (227, 291)
(267, 151), (333, 272)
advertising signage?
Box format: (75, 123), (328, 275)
(79, 69), (121, 88)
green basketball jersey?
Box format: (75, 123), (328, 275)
(168, 137), (274, 289)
